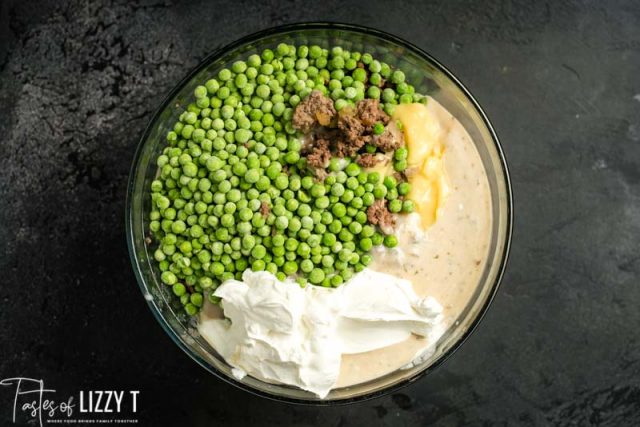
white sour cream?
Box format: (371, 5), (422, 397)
(198, 269), (444, 398)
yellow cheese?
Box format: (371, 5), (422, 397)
(393, 103), (449, 229)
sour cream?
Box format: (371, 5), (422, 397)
(198, 269), (444, 398)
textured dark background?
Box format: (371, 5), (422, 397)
(1, 0), (639, 426)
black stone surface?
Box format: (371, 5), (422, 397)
(1, 1), (639, 425)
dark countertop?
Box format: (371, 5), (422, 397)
(1, 1), (639, 425)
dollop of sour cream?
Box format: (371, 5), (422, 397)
(198, 269), (444, 398)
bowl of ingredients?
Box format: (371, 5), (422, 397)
(127, 23), (512, 403)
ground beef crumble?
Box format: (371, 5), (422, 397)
(371, 126), (404, 152)
(291, 90), (337, 132)
(334, 138), (365, 158)
(260, 201), (270, 217)
(337, 113), (365, 141)
(312, 167), (329, 180)
(306, 138), (332, 168)
(356, 153), (382, 168)
(292, 91), (404, 171)
(336, 112), (370, 155)
(356, 99), (390, 127)
(366, 199), (396, 234)
(392, 171), (406, 183)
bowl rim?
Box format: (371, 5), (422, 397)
(126, 21), (513, 405)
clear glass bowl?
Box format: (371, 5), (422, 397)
(126, 23), (512, 404)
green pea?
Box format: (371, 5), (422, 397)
(315, 196), (330, 209)
(205, 79), (220, 94)
(275, 216), (289, 230)
(394, 160), (407, 172)
(386, 188), (398, 201)
(283, 261), (298, 275)
(383, 175), (397, 189)
(391, 70), (405, 84)
(349, 221), (363, 235)
(251, 245), (267, 259)
(161, 271), (177, 285)
(383, 235), (398, 248)
(396, 182), (411, 195)
(402, 200), (415, 213)
(371, 232), (384, 246)
(367, 86), (381, 99)
(309, 268), (325, 284)
(301, 259), (314, 273)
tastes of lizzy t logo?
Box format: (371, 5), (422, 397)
(0, 377), (139, 425)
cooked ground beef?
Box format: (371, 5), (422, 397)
(356, 153), (382, 168)
(366, 199), (395, 234)
(306, 138), (332, 168)
(371, 127), (404, 152)
(312, 167), (329, 180)
(392, 171), (406, 183)
(336, 112), (369, 155)
(337, 113), (365, 141)
(295, 92), (403, 170)
(356, 99), (390, 127)
(291, 90), (337, 132)
(334, 140), (351, 158)
(260, 201), (270, 217)
(335, 138), (366, 158)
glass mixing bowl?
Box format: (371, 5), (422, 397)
(126, 23), (512, 404)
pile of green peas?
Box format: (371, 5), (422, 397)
(149, 43), (424, 316)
